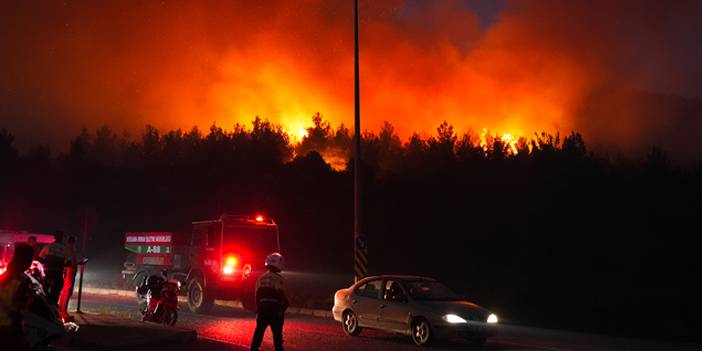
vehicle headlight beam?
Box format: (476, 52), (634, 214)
(443, 314), (468, 324)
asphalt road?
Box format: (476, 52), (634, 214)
(72, 293), (699, 351)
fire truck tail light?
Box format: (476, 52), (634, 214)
(223, 255), (238, 275)
(255, 215), (264, 222)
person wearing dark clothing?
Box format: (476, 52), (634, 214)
(250, 253), (288, 351)
(137, 269), (167, 316)
(58, 236), (79, 321)
(0, 244), (35, 350)
(38, 231), (69, 305)
(27, 236), (39, 260)
(384, 281), (402, 301)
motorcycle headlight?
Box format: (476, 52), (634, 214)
(443, 314), (468, 324)
(487, 313), (498, 324)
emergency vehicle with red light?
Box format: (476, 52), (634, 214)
(0, 230), (54, 275)
(122, 214), (280, 313)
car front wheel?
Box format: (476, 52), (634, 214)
(410, 318), (434, 346)
(342, 310), (362, 336)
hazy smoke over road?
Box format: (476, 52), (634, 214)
(2, 0), (701, 157)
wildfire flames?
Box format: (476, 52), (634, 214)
(479, 129), (522, 156)
(1, 1), (701, 156)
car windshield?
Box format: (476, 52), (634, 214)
(404, 280), (461, 301)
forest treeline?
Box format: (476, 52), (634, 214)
(1, 115), (701, 341)
(1, 113), (594, 173)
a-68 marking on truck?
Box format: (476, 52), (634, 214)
(122, 214), (281, 313)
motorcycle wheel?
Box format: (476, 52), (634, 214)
(135, 273), (148, 311)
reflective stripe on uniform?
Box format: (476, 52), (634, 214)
(39, 242), (68, 260)
(255, 272), (287, 305)
(256, 272), (284, 291)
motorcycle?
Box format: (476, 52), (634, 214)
(22, 261), (79, 351)
(137, 272), (180, 326)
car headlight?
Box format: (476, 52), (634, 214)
(487, 313), (498, 324)
(443, 314), (468, 324)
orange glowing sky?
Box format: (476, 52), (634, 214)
(2, 1), (702, 156)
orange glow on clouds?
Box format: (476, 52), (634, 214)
(2, 1), (701, 155)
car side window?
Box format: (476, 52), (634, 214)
(356, 279), (382, 299)
(384, 279), (407, 302)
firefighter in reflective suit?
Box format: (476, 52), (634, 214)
(250, 253), (288, 351)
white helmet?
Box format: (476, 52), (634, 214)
(264, 252), (284, 271)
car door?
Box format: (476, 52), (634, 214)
(352, 279), (384, 328)
(378, 279), (412, 332)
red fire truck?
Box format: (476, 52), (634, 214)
(122, 214), (281, 313)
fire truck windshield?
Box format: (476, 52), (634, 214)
(223, 224), (279, 255)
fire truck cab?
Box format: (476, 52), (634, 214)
(123, 214), (280, 313)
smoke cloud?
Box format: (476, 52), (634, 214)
(1, 0), (701, 157)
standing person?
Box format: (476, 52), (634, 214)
(0, 244), (35, 350)
(38, 230), (69, 305)
(26, 236), (38, 260)
(250, 253), (288, 351)
(58, 236), (78, 322)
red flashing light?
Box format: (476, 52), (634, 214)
(255, 215), (264, 222)
(223, 255), (238, 275)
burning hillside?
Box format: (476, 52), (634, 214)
(1, 1), (701, 157)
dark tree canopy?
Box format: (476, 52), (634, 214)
(0, 115), (700, 342)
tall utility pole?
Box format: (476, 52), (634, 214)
(353, 0), (368, 282)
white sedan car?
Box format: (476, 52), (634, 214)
(333, 275), (498, 346)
